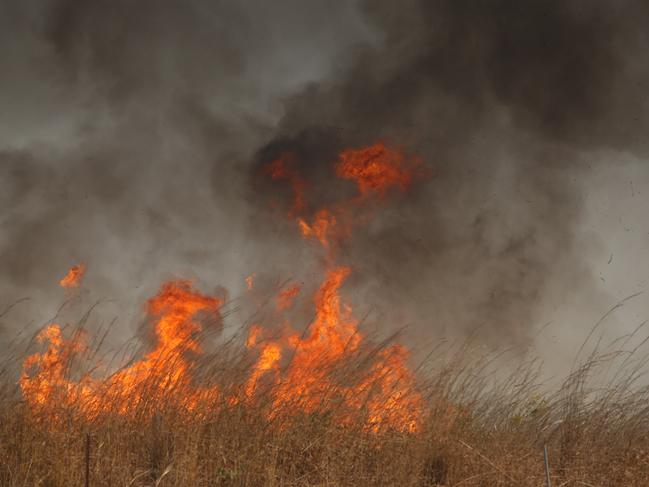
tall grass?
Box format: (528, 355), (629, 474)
(1, 306), (649, 486)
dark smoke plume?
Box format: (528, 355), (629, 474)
(251, 0), (649, 344)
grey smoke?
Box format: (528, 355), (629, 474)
(250, 0), (649, 345)
(1, 0), (648, 353)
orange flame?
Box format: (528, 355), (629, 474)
(20, 324), (92, 416)
(21, 140), (426, 433)
(244, 339), (281, 399)
(265, 153), (308, 216)
(23, 270), (421, 432)
(245, 273), (256, 291)
(59, 264), (86, 288)
(297, 209), (347, 249)
(244, 266), (421, 432)
(353, 345), (423, 432)
(336, 141), (420, 198)
(276, 283), (301, 310)
(21, 280), (222, 420)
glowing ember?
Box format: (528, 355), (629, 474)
(59, 264), (86, 288)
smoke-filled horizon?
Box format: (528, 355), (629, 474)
(2, 0), (649, 370)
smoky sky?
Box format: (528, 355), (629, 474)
(1, 0), (649, 349)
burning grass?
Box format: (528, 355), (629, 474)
(1, 141), (647, 485)
(1, 303), (649, 486)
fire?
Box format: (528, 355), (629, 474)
(304, 266), (360, 358)
(265, 153), (307, 216)
(59, 264), (86, 288)
(21, 280), (222, 420)
(280, 142), (422, 249)
(245, 273), (256, 291)
(244, 339), (281, 399)
(353, 345), (423, 432)
(20, 324), (92, 415)
(276, 283), (301, 310)
(244, 266), (421, 432)
(298, 209), (347, 248)
(20, 140), (425, 433)
(245, 325), (263, 348)
(243, 142), (426, 431)
(336, 141), (420, 198)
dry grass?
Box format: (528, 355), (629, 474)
(1, 309), (649, 486)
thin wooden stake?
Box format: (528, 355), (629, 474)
(85, 432), (90, 487)
(543, 444), (552, 487)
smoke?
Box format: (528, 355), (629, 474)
(1, 0), (648, 350)
(250, 0), (649, 344)
(0, 0), (368, 334)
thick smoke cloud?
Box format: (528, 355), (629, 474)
(0, 0), (368, 335)
(251, 0), (649, 344)
(1, 0), (648, 350)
